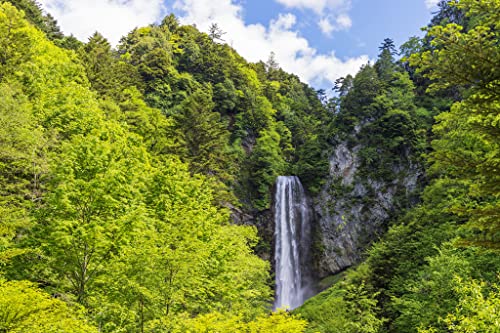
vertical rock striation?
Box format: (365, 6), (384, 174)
(314, 141), (422, 277)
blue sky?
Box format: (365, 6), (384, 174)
(241, 0), (433, 60)
(38, 0), (440, 90)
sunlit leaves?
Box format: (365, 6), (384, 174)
(0, 279), (98, 332)
(411, 0), (500, 246)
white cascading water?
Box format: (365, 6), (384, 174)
(274, 176), (312, 310)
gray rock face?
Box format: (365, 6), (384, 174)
(313, 141), (421, 277)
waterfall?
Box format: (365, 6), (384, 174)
(274, 176), (312, 310)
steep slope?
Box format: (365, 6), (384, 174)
(312, 44), (428, 277)
(298, 1), (500, 332)
(0, 3), (307, 331)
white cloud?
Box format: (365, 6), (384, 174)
(38, 0), (165, 45)
(274, 0), (353, 37)
(319, 14), (352, 36)
(174, 0), (368, 88)
(274, 0), (350, 15)
(318, 17), (334, 35)
(273, 13), (297, 30)
(37, 0), (368, 89)
(335, 14), (352, 30)
(425, 0), (440, 9)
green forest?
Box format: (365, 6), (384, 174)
(0, 0), (498, 332)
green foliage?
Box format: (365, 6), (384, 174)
(336, 64), (381, 128)
(237, 96), (276, 138)
(302, 176), (499, 333)
(390, 245), (500, 333)
(297, 264), (384, 333)
(248, 127), (287, 209)
(420, 277), (500, 333)
(0, 84), (44, 259)
(293, 132), (328, 193)
(301, 2), (500, 332)
(37, 125), (150, 304)
(327, 39), (426, 250)
(0, 279), (98, 332)
(375, 38), (397, 84)
(115, 87), (177, 155)
(174, 310), (307, 332)
(0, 0), (68, 43)
(116, 17), (330, 209)
(214, 78), (239, 114)
(0, 5), (290, 332)
(4, 0), (499, 332)
(173, 89), (232, 176)
(91, 159), (271, 331)
(0, 3), (100, 270)
(0, 3), (103, 138)
(391, 248), (473, 332)
(410, 0), (500, 247)
(79, 32), (142, 100)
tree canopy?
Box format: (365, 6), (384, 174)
(1, 0), (499, 332)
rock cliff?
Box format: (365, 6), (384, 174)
(313, 140), (422, 277)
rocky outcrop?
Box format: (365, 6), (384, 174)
(313, 141), (422, 277)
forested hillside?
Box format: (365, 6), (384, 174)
(298, 1), (500, 332)
(0, 0), (499, 332)
(0, 1), (313, 331)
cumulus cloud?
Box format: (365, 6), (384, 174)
(273, 13), (297, 30)
(274, 0), (352, 37)
(174, 0), (368, 88)
(37, 0), (368, 88)
(38, 0), (165, 45)
(319, 14), (352, 35)
(425, 0), (440, 9)
(318, 17), (334, 35)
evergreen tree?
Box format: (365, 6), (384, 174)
(375, 38), (397, 84)
(411, 0), (500, 247)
